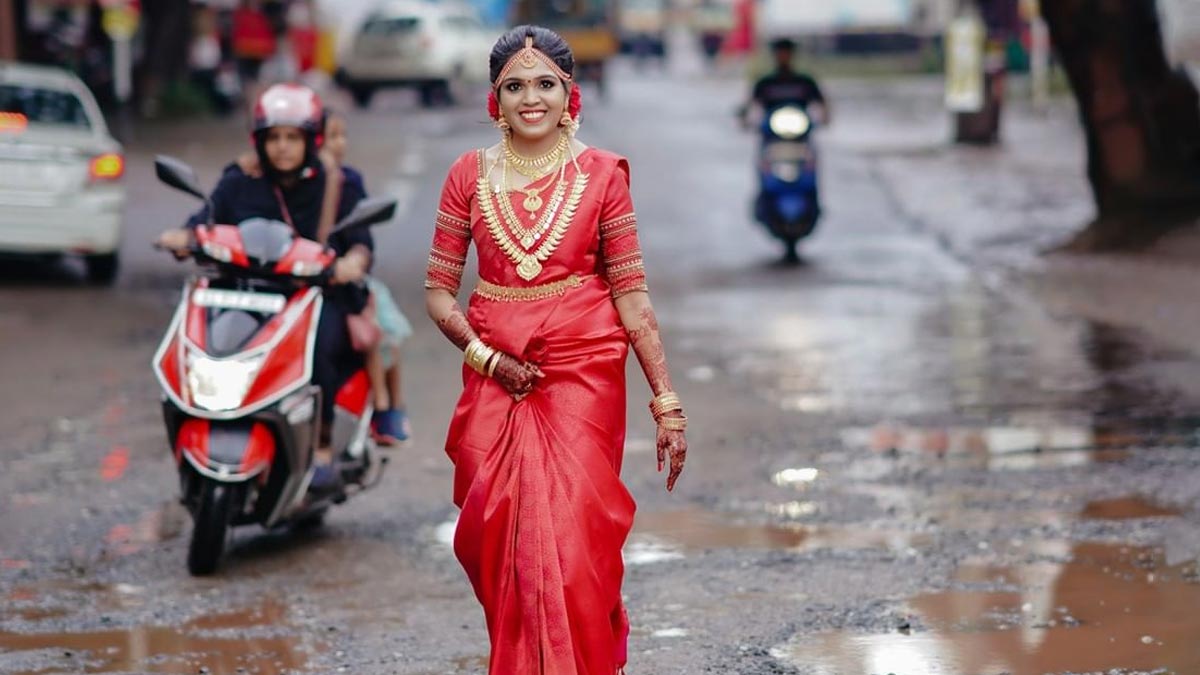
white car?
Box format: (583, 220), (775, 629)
(0, 62), (125, 284)
(338, 0), (496, 108)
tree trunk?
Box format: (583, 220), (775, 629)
(1042, 0), (1200, 251)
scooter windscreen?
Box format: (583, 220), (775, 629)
(238, 218), (295, 267)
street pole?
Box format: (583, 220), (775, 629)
(100, 1), (141, 143)
(113, 37), (132, 105)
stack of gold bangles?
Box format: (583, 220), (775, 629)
(465, 338), (502, 378)
(650, 392), (688, 431)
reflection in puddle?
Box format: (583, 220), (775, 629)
(630, 509), (926, 559)
(772, 467), (820, 487)
(841, 423), (1143, 469)
(0, 597), (316, 674)
(777, 543), (1200, 675)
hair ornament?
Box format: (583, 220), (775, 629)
(494, 35), (573, 87)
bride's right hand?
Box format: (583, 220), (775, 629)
(491, 353), (545, 401)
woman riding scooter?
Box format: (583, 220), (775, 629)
(156, 83), (372, 487)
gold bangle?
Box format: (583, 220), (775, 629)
(657, 413), (688, 431)
(473, 346), (496, 375)
(649, 392), (683, 419)
(464, 339), (496, 375)
(463, 339), (484, 371)
(485, 351), (502, 378)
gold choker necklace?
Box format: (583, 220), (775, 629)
(503, 133), (569, 180)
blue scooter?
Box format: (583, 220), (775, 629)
(755, 102), (819, 262)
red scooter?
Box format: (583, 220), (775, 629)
(151, 156), (395, 575)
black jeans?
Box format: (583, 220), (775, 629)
(313, 299), (364, 434)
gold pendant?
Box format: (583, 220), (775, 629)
(520, 234), (535, 248)
(517, 256), (543, 281)
(522, 190), (543, 213)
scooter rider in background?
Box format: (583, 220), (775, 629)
(740, 37), (830, 221)
(156, 83), (372, 488)
(741, 37), (830, 126)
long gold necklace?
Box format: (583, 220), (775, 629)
(503, 132), (568, 180)
(502, 156), (568, 243)
(505, 154), (556, 217)
(477, 149), (589, 281)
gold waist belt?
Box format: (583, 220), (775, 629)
(474, 274), (584, 302)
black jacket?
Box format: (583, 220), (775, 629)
(185, 162), (372, 259)
(752, 70), (825, 110)
(184, 162), (372, 311)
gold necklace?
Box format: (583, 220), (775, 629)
(503, 133), (568, 179)
(501, 156), (567, 245)
(478, 150), (588, 281)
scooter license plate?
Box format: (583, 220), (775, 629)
(192, 288), (287, 313)
(765, 142), (810, 163)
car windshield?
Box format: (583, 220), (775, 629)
(0, 84), (91, 130)
(361, 15), (421, 35)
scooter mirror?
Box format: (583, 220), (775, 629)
(331, 197), (397, 235)
(155, 155), (207, 201)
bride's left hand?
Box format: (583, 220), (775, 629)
(657, 414), (687, 492)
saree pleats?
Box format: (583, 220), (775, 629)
(448, 282), (635, 674)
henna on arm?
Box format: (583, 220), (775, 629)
(619, 295), (674, 396)
(616, 290), (687, 491)
(434, 303), (478, 351)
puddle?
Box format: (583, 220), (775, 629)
(840, 423), (1152, 469)
(0, 597), (317, 674)
(776, 542), (1200, 675)
(630, 509), (926, 557)
(5, 606), (69, 622)
(1081, 497), (1182, 521)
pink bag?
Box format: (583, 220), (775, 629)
(346, 293), (382, 353)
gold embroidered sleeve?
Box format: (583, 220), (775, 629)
(600, 212), (648, 298)
(425, 153), (475, 295)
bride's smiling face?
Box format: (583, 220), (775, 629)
(497, 60), (568, 144)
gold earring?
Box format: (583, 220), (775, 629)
(560, 112), (579, 136)
(495, 117), (510, 133)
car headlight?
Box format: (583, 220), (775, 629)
(187, 353), (265, 411)
(769, 107), (810, 139)
(770, 162), (802, 183)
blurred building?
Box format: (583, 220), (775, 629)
(0, 0), (340, 112)
(758, 0), (955, 36)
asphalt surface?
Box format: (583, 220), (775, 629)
(3, 54), (1200, 675)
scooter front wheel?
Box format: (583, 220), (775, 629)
(783, 237), (802, 264)
(187, 481), (236, 576)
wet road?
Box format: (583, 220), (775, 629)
(4, 55), (1200, 675)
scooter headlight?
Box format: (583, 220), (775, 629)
(769, 107), (810, 139)
(187, 353), (265, 411)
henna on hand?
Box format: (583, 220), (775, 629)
(657, 425), (687, 492)
(492, 353), (544, 398)
(436, 305), (478, 351)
